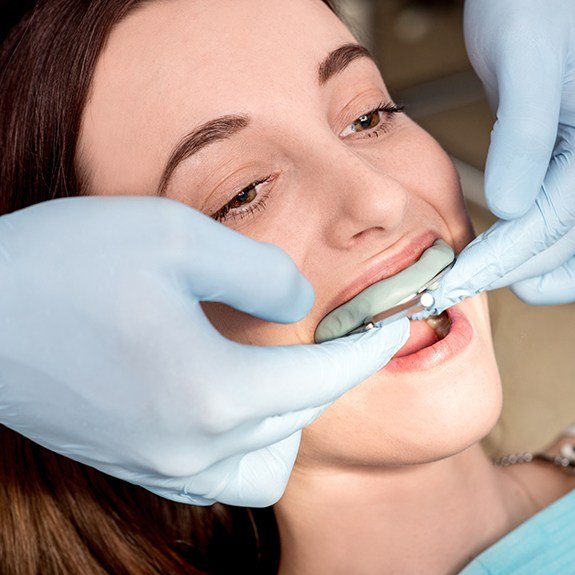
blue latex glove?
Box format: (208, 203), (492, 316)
(0, 196), (409, 507)
(433, 0), (575, 310)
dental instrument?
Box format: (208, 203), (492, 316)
(346, 268), (452, 335)
(314, 240), (455, 343)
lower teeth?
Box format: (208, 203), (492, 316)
(425, 312), (451, 339)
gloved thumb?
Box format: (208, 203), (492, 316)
(226, 318), (411, 419)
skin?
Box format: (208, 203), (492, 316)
(78, 0), (575, 572)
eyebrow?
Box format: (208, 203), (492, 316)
(157, 115), (249, 196)
(318, 43), (375, 85)
(157, 43), (374, 196)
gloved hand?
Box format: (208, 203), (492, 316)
(0, 196), (409, 507)
(433, 0), (575, 309)
(433, 125), (575, 310)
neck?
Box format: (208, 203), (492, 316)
(274, 444), (533, 575)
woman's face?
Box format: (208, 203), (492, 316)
(79, 0), (501, 469)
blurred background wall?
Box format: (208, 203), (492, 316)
(339, 0), (575, 455)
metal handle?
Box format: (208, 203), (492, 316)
(347, 292), (435, 335)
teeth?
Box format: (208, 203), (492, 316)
(425, 312), (451, 339)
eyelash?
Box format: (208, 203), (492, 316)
(210, 101), (405, 223)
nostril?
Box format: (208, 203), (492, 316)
(351, 226), (386, 242)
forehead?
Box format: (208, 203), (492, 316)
(80, 0), (355, 195)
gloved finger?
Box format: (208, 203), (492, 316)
(167, 204), (314, 323)
(487, 225), (575, 290)
(510, 255), (575, 305)
(218, 319), (409, 421)
(4, 196), (314, 325)
(481, 19), (563, 219)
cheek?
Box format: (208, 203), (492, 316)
(423, 153), (475, 253)
(387, 122), (475, 252)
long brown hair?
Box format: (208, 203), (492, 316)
(0, 0), (338, 573)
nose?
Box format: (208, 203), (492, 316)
(312, 144), (409, 249)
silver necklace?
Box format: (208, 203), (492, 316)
(492, 440), (575, 474)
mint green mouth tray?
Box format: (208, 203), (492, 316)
(314, 240), (455, 343)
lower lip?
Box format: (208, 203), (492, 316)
(385, 306), (473, 373)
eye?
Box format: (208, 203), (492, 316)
(340, 102), (404, 138)
(228, 184), (258, 209)
(352, 111), (381, 133)
(210, 177), (271, 223)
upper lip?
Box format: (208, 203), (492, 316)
(322, 231), (441, 318)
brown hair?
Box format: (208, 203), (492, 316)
(0, 0), (337, 573)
